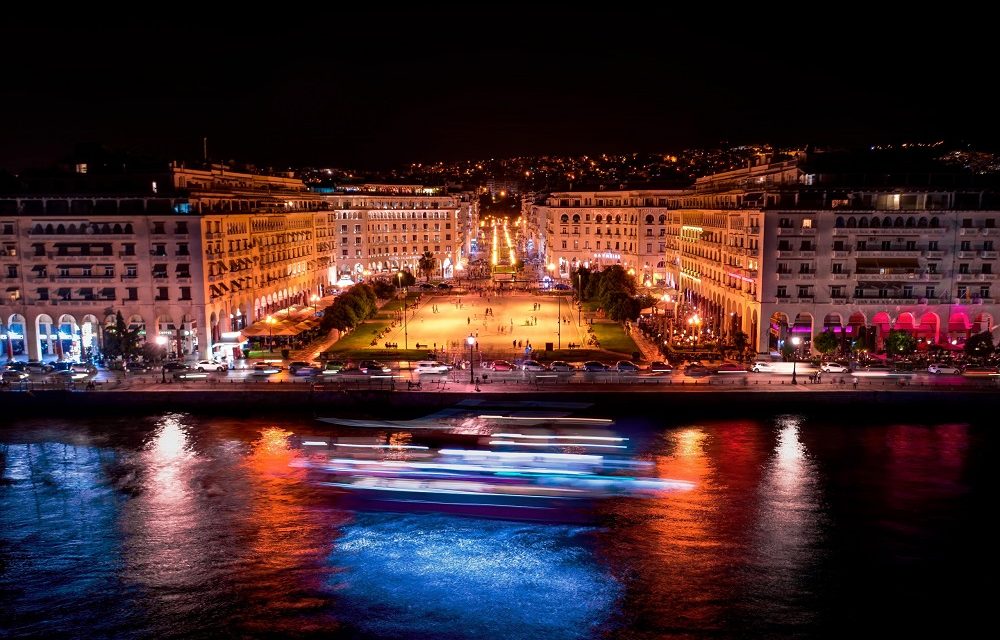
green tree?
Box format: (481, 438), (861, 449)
(394, 270), (416, 288)
(605, 292), (641, 322)
(813, 330), (840, 355)
(884, 330), (917, 355)
(372, 279), (396, 299)
(102, 311), (141, 360)
(732, 331), (749, 361)
(573, 267), (592, 300)
(964, 330), (996, 360)
(418, 252), (437, 281)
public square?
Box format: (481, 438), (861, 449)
(383, 289), (587, 361)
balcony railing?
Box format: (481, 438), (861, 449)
(957, 251), (978, 259)
(924, 251), (944, 258)
(831, 272), (851, 279)
(981, 251), (998, 259)
(854, 250), (923, 258)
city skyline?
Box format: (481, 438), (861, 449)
(3, 14), (998, 172)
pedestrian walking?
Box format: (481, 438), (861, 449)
(467, 317), (471, 325)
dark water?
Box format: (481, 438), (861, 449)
(0, 413), (993, 639)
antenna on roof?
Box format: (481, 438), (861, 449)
(203, 137), (208, 163)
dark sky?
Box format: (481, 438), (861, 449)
(2, 13), (997, 171)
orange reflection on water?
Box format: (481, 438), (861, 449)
(240, 427), (340, 633)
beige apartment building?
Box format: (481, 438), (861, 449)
(540, 154), (1000, 355)
(536, 189), (686, 287)
(1, 168), (476, 362)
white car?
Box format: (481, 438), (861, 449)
(751, 361), (776, 373)
(194, 359), (227, 372)
(927, 363), (961, 375)
(414, 360), (451, 374)
(820, 362), (850, 373)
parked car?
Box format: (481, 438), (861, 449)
(927, 363), (962, 375)
(123, 361), (154, 373)
(49, 369), (91, 382)
(24, 360), (53, 374)
(414, 360), (451, 374)
(582, 361), (610, 372)
(963, 366), (998, 377)
(490, 360), (516, 372)
(249, 363), (280, 376)
(552, 283), (571, 290)
(684, 363), (711, 377)
(521, 360), (548, 372)
(648, 361), (673, 373)
(821, 362), (850, 373)
(194, 359), (227, 372)
(173, 367), (209, 380)
(1, 370), (29, 382)
(437, 283), (453, 290)
(358, 360), (392, 374)
(752, 361), (777, 373)
(418, 283), (435, 290)
(615, 360), (640, 373)
(549, 361), (575, 372)
(322, 360), (346, 374)
(714, 363), (747, 374)
(50, 361), (96, 374)
(162, 361), (190, 371)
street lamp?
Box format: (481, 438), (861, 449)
(557, 294), (562, 350)
(265, 315), (276, 352)
(397, 272), (408, 350)
(156, 335), (168, 382)
(687, 313), (702, 346)
(790, 335), (802, 384)
(467, 334), (476, 384)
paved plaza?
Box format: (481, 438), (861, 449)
(383, 290), (586, 360)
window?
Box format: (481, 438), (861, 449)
(103, 265), (114, 277)
(156, 287), (169, 301)
(959, 264), (970, 274)
(903, 285), (913, 298)
(126, 287), (138, 301)
(152, 244), (167, 256)
(928, 263), (937, 273)
(983, 264), (992, 274)
(906, 240), (916, 250)
(177, 243), (189, 256)
(832, 263), (843, 274)
(175, 221), (188, 234)
(802, 218), (813, 229)
(341, 225), (348, 234)
(855, 286), (865, 298)
(800, 240), (812, 250)
(561, 240), (567, 249)
(776, 286), (787, 298)
(926, 286), (935, 299)
(126, 264), (137, 278)
(122, 243), (135, 256)
(957, 286), (967, 299)
(980, 286), (990, 299)
(961, 241), (971, 251)
(833, 241), (845, 251)
(5, 265), (16, 277)
(152, 222), (165, 234)
(881, 241), (891, 250)
(928, 241), (938, 251)
(856, 240), (867, 250)
(799, 263), (811, 274)
(831, 286), (843, 298)
(179, 287), (191, 300)
(355, 225), (362, 234)
(38, 287), (49, 300)
(59, 267), (70, 277)
(987, 218), (996, 228)
(985, 241), (994, 251)
(962, 218), (973, 228)
(798, 286), (810, 297)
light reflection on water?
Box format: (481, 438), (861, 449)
(0, 414), (989, 638)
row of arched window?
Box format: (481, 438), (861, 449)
(835, 216), (939, 228)
(31, 222), (134, 235)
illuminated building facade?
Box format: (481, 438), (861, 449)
(536, 189), (686, 286)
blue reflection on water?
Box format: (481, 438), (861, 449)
(329, 512), (620, 640)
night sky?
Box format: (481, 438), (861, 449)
(2, 14), (997, 171)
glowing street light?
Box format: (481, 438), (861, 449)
(790, 335), (802, 384)
(687, 314), (702, 346)
(467, 334), (476, 385)
(265, 315), (277, 352)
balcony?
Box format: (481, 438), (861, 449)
(47, 275), (116, 284)
(855, 271), (927, 281)
(46, 252), (113, 261)
(176, 277), (192, 284)
(957, 251), (978, 259)
(854, 250), (922, 258)
(776, 250), (797, 257)
(799, 250), (816, 257)
(959, 228), (982, 236)
(830, 250), (849, 258)
(982, 251), (998, 259)
(831, 272), (851, 279)
(777, 227), (816, 235)
(853, 297), (918, 305)
(776, 273), (796, 280)
(924, 251), (944, 258)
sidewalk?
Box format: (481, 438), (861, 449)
(630, 329), (663, 363)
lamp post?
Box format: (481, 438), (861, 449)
(557, 294), (562, 350)
(467, 334), (476, 384)
(687, 313), (702, 347)
(396, 272), (409, 350)
(577, 271), (582, 326)
(790, 335), (802, 384)
(156, 335), (168, 382)
(266, 315), (276, 352)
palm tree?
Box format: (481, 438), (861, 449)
(418, 251), (436, 282)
